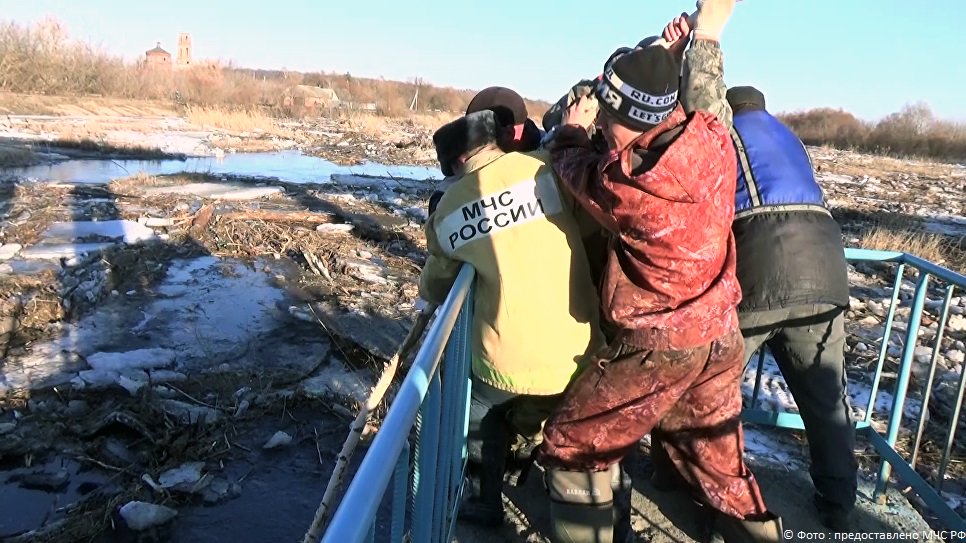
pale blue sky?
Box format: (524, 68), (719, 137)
(3, 1), (963, 121)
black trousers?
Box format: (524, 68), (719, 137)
(466, 379), (561, 508)
(741, 303), (858, 513)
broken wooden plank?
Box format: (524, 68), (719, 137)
(216, 210), (337, 224)
(189, 204), (214, 236)
(308, 300), (410, 361)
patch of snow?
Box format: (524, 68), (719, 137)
(316, 223), (354, 234)
(75, 368), (141, 389)
(71, 366), (185, 395)
(0, 243), (22, 261)
(159, 399), (222, 424)
(262, 431), (293, 449)
(142, 182), (283, 200)
(741, 426), (807, 470)
(146, 258), (287, 365)
(1, 256), (322, 393)
(86, 348), (177, 372)
(159, 461), (207, 491)
(108, 129), (212, 156)
(817, 173), (857, 186)
(947, 314), (966, 333)
(403, 206), (429, 222)
(200, 478), (242, 505)
(742, 349), (922, 421)
(913, 345), (934, 364)
(18, 243), (113, 260)
(300, 363), (371, 403)
(41, 220), (156, 244)
(119, 501), (178, 531)
(328, 173), (429, 192)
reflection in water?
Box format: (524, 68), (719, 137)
(4, 150), (441, 185)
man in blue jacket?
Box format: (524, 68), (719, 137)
(727, 85), (858, 530)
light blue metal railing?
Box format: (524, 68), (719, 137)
(326, 248), (965, 542)
(322, 264), (475, 543)
(744, 248), (966, 531)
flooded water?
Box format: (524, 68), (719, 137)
(4, 150), (441, 185)
(167, 422), (388, 543)
(0, 457), (111, 538)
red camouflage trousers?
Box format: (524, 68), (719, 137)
(537, 328), (768, 520)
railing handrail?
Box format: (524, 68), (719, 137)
(845, 247), (966, 285)
(324, 247), (965, 541)
(322, 264), (477, 543)
(747, 247), (966, 531)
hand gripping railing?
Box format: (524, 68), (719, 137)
(743, 248), (966, 531)
(322, 264), (476, 543)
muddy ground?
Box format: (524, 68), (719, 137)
(0, 109), (963, 542)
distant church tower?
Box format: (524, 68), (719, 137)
(177, 33), (192, 67)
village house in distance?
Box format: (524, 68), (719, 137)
(144, 33), (192, 69)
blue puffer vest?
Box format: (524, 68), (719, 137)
(728, 109), (849, 313)
(732, 110), (829, 219)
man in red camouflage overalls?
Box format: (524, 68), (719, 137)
(536, 1), (784, 542)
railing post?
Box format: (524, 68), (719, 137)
(412, 371), (442, 541)
(750, 348), (766, 410)
(867, 263), (906, 424)
(937, 354), (966, 492)
(434, 352), (457, 541)
(390, 441), (410, 543)
(910, 285), (954, 469)
(875, 271), (930, 503)
(323, 264), (475, 543)
(444, 290), (474, 541)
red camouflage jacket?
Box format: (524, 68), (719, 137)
(550, 105), (741, 351)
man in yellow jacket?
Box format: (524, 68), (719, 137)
(420, 109), (604, 526)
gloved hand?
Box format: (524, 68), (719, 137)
(543, 79), (597, 132)
(693, 0), (736, 42)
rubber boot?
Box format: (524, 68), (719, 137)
(611, 462), (634, 543)
(712, 512), (785, 543)
(547, 468), (615, 543)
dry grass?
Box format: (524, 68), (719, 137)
(0, 145), (38, 167)
(184, 105), (279, 133)
(407, 111), (458, 131)
(337, 110), (455, 139)
(817, 151), (959, 179)
(48, 122), (108, 142)
(108, 172), (168, 193)
(208, 138), (292, 152)
(859, 227), (955, 267)
(42, 138), (175, 159)
(3, 184), (66, 245)
(108, 172), (223, 195)
(0, 92), (176, 116)
(341, 111), (390, 138)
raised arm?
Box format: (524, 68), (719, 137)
(661, 0), (736, 130)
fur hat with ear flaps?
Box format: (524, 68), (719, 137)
(432, 110), (501, 177)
